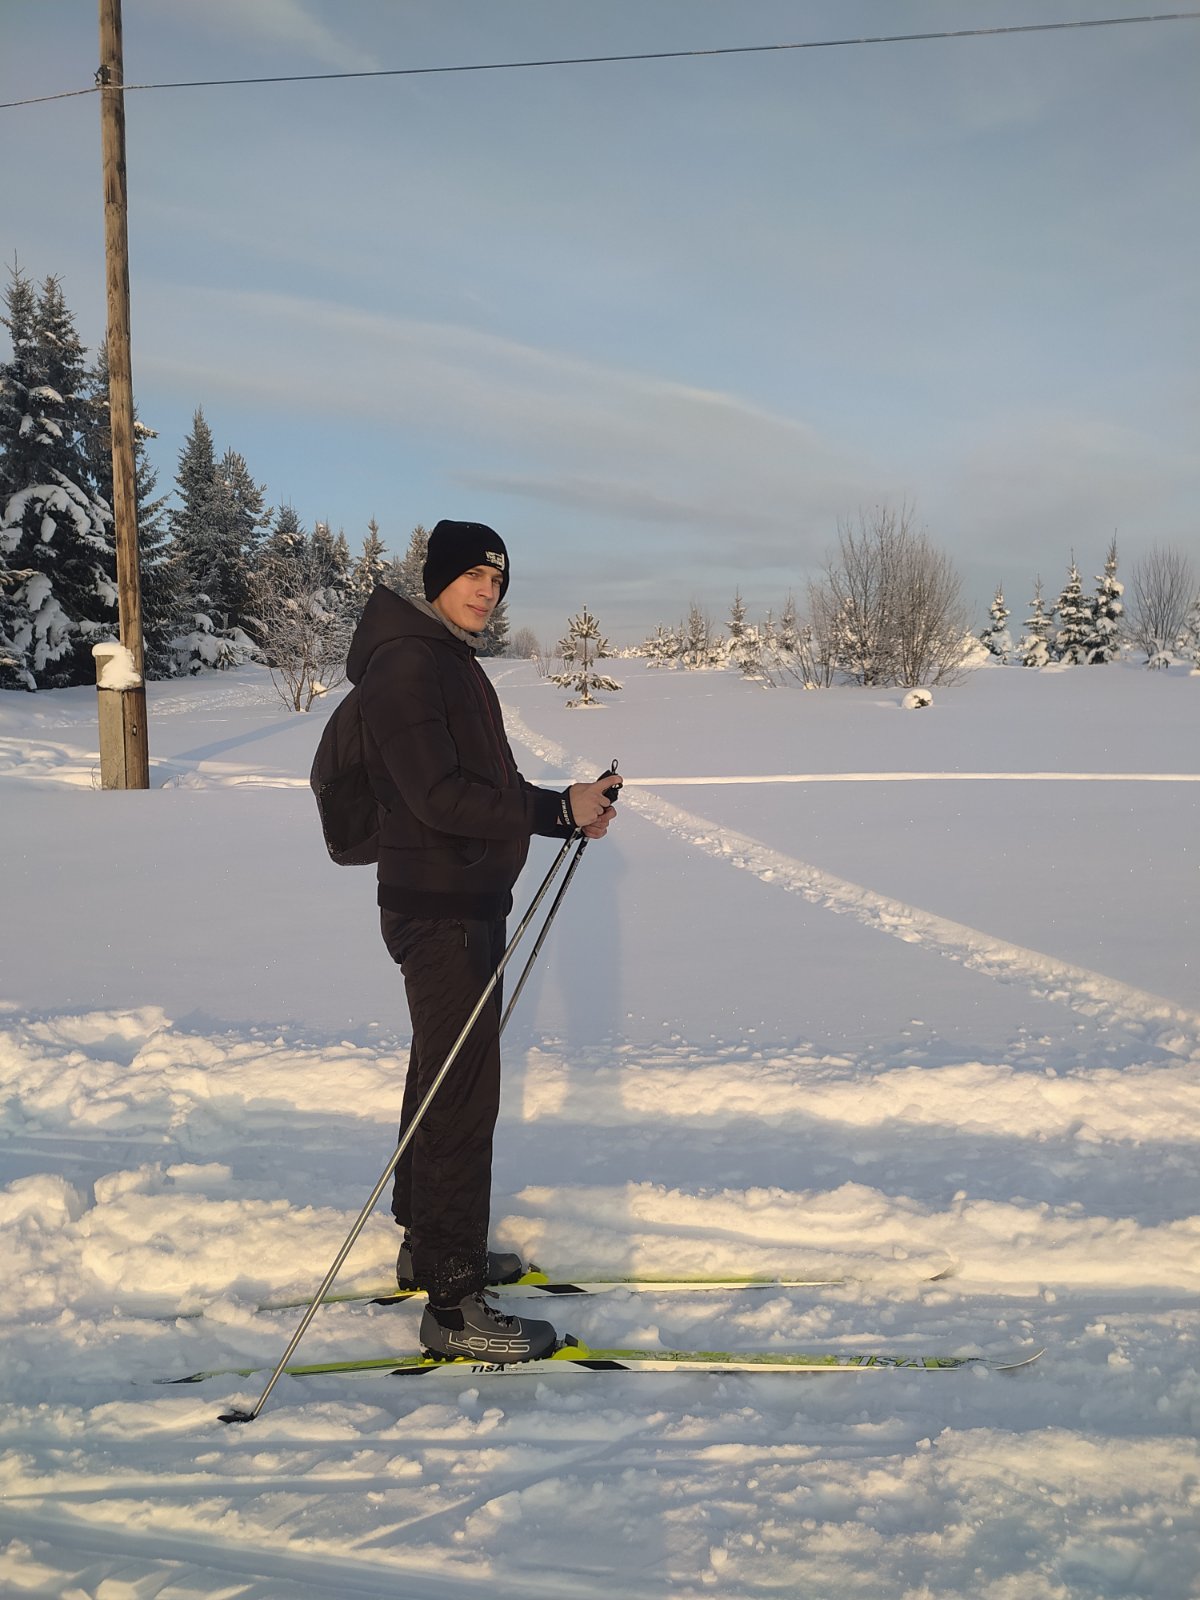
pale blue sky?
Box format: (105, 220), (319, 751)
(3, 1), (1198, 642)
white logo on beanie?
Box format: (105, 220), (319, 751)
(486, 551), (507, 570)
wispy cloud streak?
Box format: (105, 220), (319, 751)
(165, 0), (379, 74)
(138, 286), (872, 560)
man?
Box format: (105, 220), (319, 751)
(346, 519), (620, 1362)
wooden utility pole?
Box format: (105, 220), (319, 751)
(97, 0), (150, 788)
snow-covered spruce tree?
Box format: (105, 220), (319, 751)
(263, 502), (306, 567)
(777, 593), (800, 656)
(166, 409), (226, 671)
(84, 341), (179, 677)
(726, 591), (748, 663)
(1088, 537), (1124, 664)
(551, 607), (621, 707)
(166, 414), (271, 671)
(0, 264), (38, 686)
(722, 591), (763, 679)
(210, 447), (270, 631)
(1054, 556), (1092, 665)
(310, 520), (351, 593)
(385, 523), (429, 603)
(1017, 577), (1054, 667)
(0, 269), (116, 689)
(679, 602), (722, 669)
(756, 610), (778, 679)
(166, 409), (217, 576)
(348, 517), (389, 617)
(979, 585), (1013, 661)
(640, 621), (681, 667)
(477, 597), (510, 657)
(735, 624), (766, 680)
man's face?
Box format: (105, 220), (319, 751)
(432, 565), (503, 633)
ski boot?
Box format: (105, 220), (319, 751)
(396, 1236), (524, 1291)
(420, 1291), (558, 1364)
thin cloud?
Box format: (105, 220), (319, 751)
(163, 0), (379, 74)
(136, 284), (870, 546)
(454, 471), (784, 533)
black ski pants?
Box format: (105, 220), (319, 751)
(381, 910), (505, 1306)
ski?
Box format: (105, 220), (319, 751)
(149, 1265), (958, 1322)
(165, 1340), (1042, 1385)
(257, 1271), (860, 1313)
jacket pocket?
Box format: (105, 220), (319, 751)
(456, 838), (488, 868)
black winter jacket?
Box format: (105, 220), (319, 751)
(347, 586), (571, 920)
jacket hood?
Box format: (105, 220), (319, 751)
(346, 586), (462, 685)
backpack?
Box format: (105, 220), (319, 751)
(310, 686), (383, 866)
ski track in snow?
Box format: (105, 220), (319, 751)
(0, 733), (311, 787)
(625, 771), (1200, 785)
(0, 734), (103, 786)
(500, 700), (1200, 1062)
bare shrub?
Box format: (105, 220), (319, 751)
(508, 625), (541, 660)
(759, 609), (835, 689)
(1127, 545), (1197, 665)
(807, 503), (972, 686)
(248, 546), (352, 712)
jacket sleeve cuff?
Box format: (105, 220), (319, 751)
(530, 785), (575, 837)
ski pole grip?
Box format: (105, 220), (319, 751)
(601, 758), (620, 804)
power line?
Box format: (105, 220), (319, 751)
(3, 11), (1198, 111)
(3, 85), (99, 110)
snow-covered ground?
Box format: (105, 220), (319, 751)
(0, 658), (1196, 1600)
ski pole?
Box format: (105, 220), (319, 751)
(499, 839), (588, 1032)
(500, 762), (620, 1031)
(220, 829), (582, 1425)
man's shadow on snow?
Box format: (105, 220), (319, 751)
(493, 826), (630, 1268)
(169, 718), (301, 766)
(501, 827), (626, 1057)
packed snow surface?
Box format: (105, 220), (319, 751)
(0, 659), (1196, 1599)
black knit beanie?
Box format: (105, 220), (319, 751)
(422, 520), (510, 602)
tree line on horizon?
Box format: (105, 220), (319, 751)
(634, 511), (1200, 688)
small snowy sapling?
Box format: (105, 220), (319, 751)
(979, 586), (1013, 662)
(1018, 578), (1054, 668)
(1054, 557), (1092, 666)
(551, 607), (621, 707)
(1088, 538), (1124, 664)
